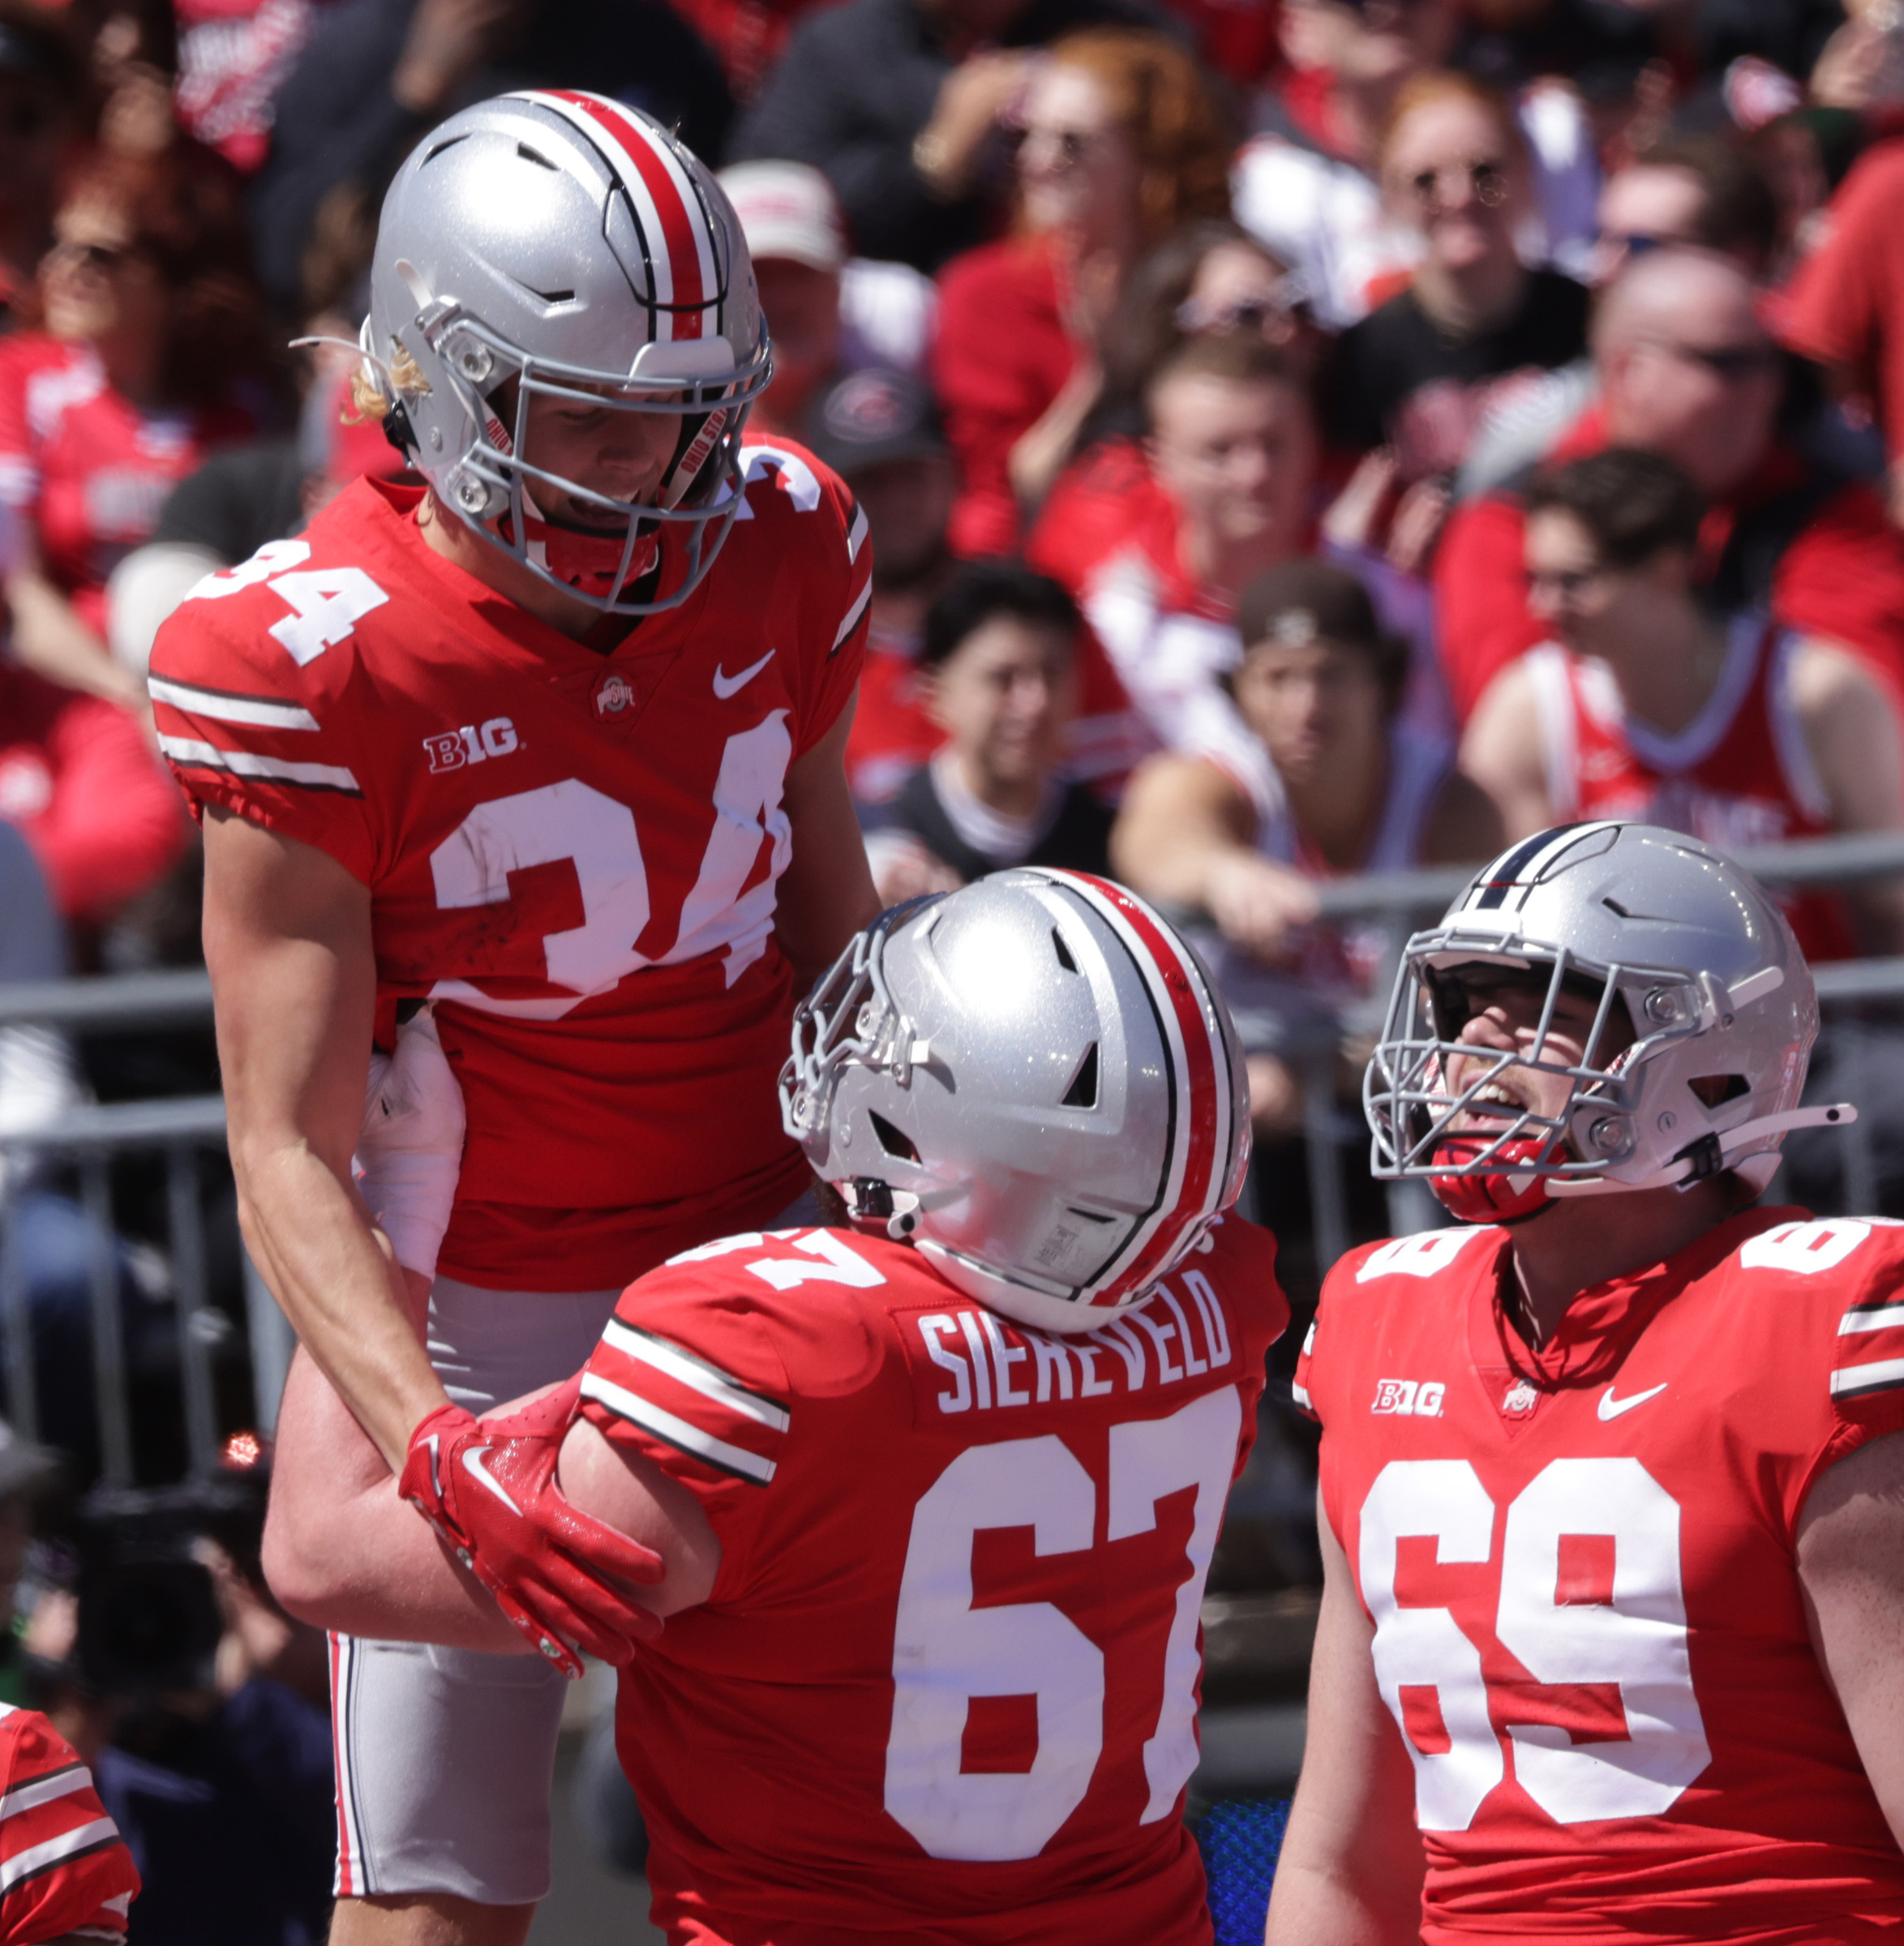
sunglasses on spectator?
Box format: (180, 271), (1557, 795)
(1602, 230), (1668, 259)
(1640, 339), (1779, 381)
(1406, 158), (1511, 212)
(1175, 276), (1310, 335)
(1012, 124), (1109, 170)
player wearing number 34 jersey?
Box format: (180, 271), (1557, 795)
(1268, 821), (1904, 1946)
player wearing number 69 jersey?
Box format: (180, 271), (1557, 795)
(1268, 821), (1904, 1946)
(150, 90), (879, 1946)
(264, 869), (1289, 1944)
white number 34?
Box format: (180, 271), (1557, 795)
(187, 538), (390, 667)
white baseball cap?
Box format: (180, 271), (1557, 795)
(718, 161), (847, 273)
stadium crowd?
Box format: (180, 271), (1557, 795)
(0, 0), (1902, 1934)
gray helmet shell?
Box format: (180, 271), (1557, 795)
(1365, 821), (1852, 1197)
(781, 871), (1251, 1334)
(364, 90), (769, 613)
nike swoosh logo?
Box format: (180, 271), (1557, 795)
(1597, 1382), (1668, 1421)
(461, 1445), (523, 1516)
(713, 649), (775, 699)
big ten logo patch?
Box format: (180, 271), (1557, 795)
(424, 718), (520, 774)
(1372, 1378), (1446, 1417)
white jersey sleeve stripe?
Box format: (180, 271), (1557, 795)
(1839, 1302), (1904, 1334)
(600, 1318), (790, 1429)
(0, 1765), (90, 1823)
(580, 1372), (777, 1483)
(831, 577), (872, 653)
(158, 735), (362, 795)
(0, 1817), (122, 1892)
(847, 502), (870, 565)
(148, 675), (321, 732)
(1830, 1355), (1904, 1399)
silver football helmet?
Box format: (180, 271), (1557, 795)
(1364, 822), (1855, 1215)
(780, 871), (1251, 1335)
(363, 89), (770, 613)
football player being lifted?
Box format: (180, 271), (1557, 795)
(148, 94), (879, 1946)
(264, 868), (1291, 1946)
(1268, 820), (1904, 1945)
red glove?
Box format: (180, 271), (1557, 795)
(398, 1375), (664, 1677)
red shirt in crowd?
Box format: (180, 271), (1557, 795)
(1431, 401), (1904, 722)
(1783, 139), (1904, 475)
(934, 234), (1083, 559)
(0, 335), (252, 636)
(0, 663), (187, 926)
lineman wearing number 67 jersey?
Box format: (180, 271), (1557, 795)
(265, 869), (1290, 1944)
(1269, 821), (1904, 1946)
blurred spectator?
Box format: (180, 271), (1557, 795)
(0, 144), (266, 710)
(1462, 446), (1904, 957)
(0, 660), (185, 928)
(247, 0), (735, 313)
(719, 161), (936, 440)
(862, 559), (1113, 901)
(804, 366), (961, 806)
(1590, 134), (1780, 286)
(173, 0), (319, 173)
(1434, 247), (1904, 722)
(933, 28), (1231, 554)
(1232, 0), (1598, 328)
(729, 0), (1170, 276)
(1077, 216), (1318, 456)
(27, 1475), (334, 1946)
(106, 364), (410, 678)
(1113, 560), (1497, 1130)
(1323, 73), (1590, 572)
(1808, 0), (1904, 112)
(663, 0), (834, 103)
(0, 5), (88, 335)
(1031, 332), (1319, 791)
(1783, 136), (1904, 525)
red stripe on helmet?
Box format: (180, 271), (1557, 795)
(543, 90), (708, 337)
(1045, 871), (1227, 1305)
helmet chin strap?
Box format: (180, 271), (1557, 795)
(1545, 1101), (1858, 1198)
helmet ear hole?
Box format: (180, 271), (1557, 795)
(1689, 1074), (1751, 1108)
(1061, 1043), (1100, 1109)
(868, 1112), (920, 1163)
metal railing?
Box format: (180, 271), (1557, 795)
(5, 826), (1904, 1481)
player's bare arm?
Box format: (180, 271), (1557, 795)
(201, 806), (442, 1471)
(1264, 1496), (1426, 1946)
(265, 1363), (718, 1648)
(1458, 658), (1554, 841)
(774, 696), (881, 986)
(1789, 637), (1904, 954)
(1798, 1429), (1904, 1845)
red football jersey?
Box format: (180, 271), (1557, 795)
(1520, 619), (1855, 960)
(579, 1215), (1289, 1945)
(148, 451), (869, 1289)
(1296, 1207), (1904, 1944)
(0, 1703), (140, 1942)
(0, 335), (251, 633)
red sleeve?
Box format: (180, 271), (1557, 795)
(0, 340), (39, 523)
(933, 241), (1079, 559)
(1770, 482), (1904, 699)
(145, 538), (382, 886)
(31, 694), (187, 923)
(0, 1708), (140, 1943)
(801, 456), (871, 757)
(1432, 492), (1543, 722)
(1783, 140), (1904, 457)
